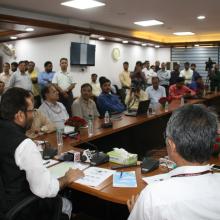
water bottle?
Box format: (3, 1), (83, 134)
(88, 115), (94, 137)
(104, 111), (110, 124)
(56, 128), (63, 156)
(165, 101), (169, 112)
(180, 97), (184, 106)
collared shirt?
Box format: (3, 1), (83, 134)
(28, 70), (40, 96)
(97, 92), (125, 116)
(125, 90), (149, 110)
(180, 69), (193, 84)
(157, 69), (170, 86)
(189, 81), (204, 92)
(15, 138), (59, 198)
(26, 109), (55, 138)
(192, 71), (201, 81)
(169, 70), (180, 85)
(169, 84), (196, 99)
(39, 101), (69, 128)
(146, 86), (166, 104)
(38, 71), (55, 89)
(0, 71), (12, 90)
(143, 68), (157, 85)
(52, 71), (74, 91)
(90, 81), (101, 96)
(8, 70), (32, 91)
(119, 70), (131, 88)
(128, 165), (220, 220)
(71, 97), (99, 120)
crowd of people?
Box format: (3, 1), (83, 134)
(0, 58), (220, 138)
(0, 58), (220, 219)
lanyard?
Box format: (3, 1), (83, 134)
(171, 170), (213, 178)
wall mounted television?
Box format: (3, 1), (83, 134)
(70, 42), (96, 66)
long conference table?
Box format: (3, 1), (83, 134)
(40, 92), (220, 219)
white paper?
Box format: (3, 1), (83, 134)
(142, 173), (169, 185)
(75, 167), (115, 187)
(48, 162), (90, 179)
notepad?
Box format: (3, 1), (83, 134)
(142, 173), (169, 185)
(48, 162), (90, 179)
(113, 171), (137, 187)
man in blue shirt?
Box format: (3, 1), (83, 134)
(189, 75), (204, 96)
(191, 63), (201, 81)
(38, 61), (55, 90)
(97, 78), (125, 116)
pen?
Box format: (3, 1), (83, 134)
(120, 171), (123, 178)
(43, 161), (50, 165)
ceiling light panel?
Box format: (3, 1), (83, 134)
(61, 0), (105, 10)
(134, 20), (164, 27)
(173, 32), (195, 36)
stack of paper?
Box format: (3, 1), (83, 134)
(142, 173), (169, 185)
(75, 167), (115, 187)
(113, 171), (137, 188)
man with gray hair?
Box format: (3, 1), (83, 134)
(128, 104), (220, 220)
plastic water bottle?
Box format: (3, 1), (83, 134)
(165, 101), (169, 112)
(104, 111), (110, 124)
(180, 97), (184, 106)
(56, 128), (63, 156)
(88, 115), (94, 137)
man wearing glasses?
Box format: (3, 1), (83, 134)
(0, 87), (84, 219)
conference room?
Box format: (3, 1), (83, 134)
(1, 1), (220, 220)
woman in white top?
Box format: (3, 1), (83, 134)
(39, 84), (69, 128)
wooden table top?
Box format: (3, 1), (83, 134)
(39, 92), (220, 205)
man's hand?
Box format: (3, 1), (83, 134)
(127, 194), (139, 213)
(59, 168), (84, 189)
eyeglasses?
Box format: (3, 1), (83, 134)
(26, 108), (37, 113)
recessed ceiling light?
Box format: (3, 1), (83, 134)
(194, 44), (200, 47)
(98, 36), (105, 40)
(61, 0), (105, 10)
(197, 15), (206, 20)
(133, 41), (140, 44)
(122, 40), (128, 44)
(155, 45), (160, 48)
(25, 27), (34, 32)
(173, 32), (195, 36)
(142, 43), (147, 46)
(134, 20), (164, 27)
(10, 36), (17, 40)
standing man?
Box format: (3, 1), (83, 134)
(119, 61), (131, 89)
(128, 104), (220, 220)
(157, 62), (170, 95)
(38, 61), (55, 90)
(142, 61), (157, 87)
(28, 61), (41, 108)
(11, 62), (18, 73)
(8, 61), (32, 91)
(191, 63), (201, 81)
(180, 62), (193, 85)
(0, 87), (84, 219)
(52, 58), (76, 117)
(90, 73), (101, 97)
(0, 62), (12, 90)
(169, 63), (180, 86)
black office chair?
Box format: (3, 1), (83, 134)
(0, 175), (68, 220)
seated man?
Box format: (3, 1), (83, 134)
(125, 80), (148, 111)
(97, 78), (125, 116)
(39, 84), (69, 128)
(189, 75), (204, 96)
(26, 92), (55, 138)
(72, 83), (99, 120)
(146, 77), (166, 104)
(0, 88), (84, 219)
(128, 104), (220, 220)
(169, 77), (195, 99)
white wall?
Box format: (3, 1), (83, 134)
(0, 34), (171, 96)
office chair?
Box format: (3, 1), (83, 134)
(0, 175), (68, 220)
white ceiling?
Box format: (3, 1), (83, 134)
(1, 0), (220, 41)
